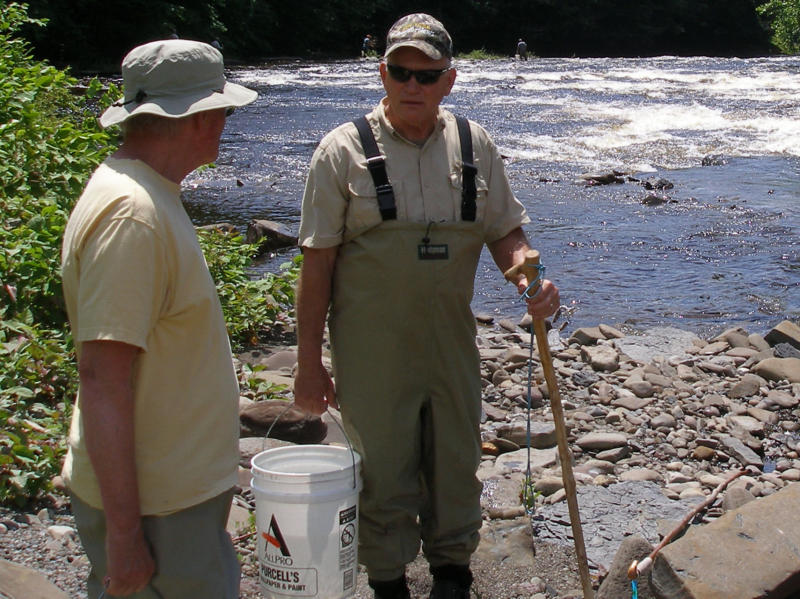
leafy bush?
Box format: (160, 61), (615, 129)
(198, 229), (300, 351)
(0, 2), (117, 506)
(758, 0), (800, 54)
(457, 48), (505, 60)
(0, 3), (300, 506)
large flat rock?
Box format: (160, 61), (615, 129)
(0, 558), (70, 599)
(652, 482), (800, 599)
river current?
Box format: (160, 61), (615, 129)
(184, 56), (800, 338)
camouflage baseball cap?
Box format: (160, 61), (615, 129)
(384, 13), (453, 60)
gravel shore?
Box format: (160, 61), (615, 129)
(2, 317), (799, 598)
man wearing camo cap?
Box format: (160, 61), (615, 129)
(295, 14), (559, 599)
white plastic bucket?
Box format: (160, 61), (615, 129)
(251, 444), (362, 599)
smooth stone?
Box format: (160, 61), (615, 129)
(753, 357), (800, 383)
(576, 432), (628, 451)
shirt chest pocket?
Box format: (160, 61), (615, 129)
(346, 176), (388, 236)
(448, 168), (489, 222)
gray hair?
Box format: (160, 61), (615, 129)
(119, 113), (188, 139)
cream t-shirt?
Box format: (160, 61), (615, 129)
(61, 158), (239, 515)
(299, 100), (530, 248)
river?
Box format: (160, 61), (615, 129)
(183, 56), (800, 338)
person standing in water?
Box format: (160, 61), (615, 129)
(517, 38), (528, 60)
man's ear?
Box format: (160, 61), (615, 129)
(379, 61), (388, 86)
(444, 68), (457, 95)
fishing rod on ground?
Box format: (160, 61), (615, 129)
(505, 249), (594, 599)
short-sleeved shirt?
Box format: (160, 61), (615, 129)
(298, 99), (529, 248)
(61, 158), (239, 516)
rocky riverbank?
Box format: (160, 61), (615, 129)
(2, 316), (799, 598)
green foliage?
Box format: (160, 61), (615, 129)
(520, 474), (541, 510)
(197, 229), (301, 352)
(758, 0), (800, 54)
(20, 0), (771, 63)
(457, 48), (505, 60)
(0, 321), (74, 506)
(0, 4), (300, 506)
(0, 2), (116, 507)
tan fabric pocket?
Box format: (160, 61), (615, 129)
(449, 167), (488, 222)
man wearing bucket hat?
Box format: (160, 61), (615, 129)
(295, 13), (559, 599)
(61, 39), (256, 598)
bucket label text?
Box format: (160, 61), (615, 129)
(260, 563), (318, 597)
(338, 504), (358, 571)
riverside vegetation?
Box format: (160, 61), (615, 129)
(0, 3), (300, 508)
(19, 0), (800, 68)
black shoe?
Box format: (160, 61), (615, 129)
(429, 565), (473, 599)
(369, 575), (411, 599)
(429, 578), (471, 599)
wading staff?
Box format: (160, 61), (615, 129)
(505, 249), (594, 599)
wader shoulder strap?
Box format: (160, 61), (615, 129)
(456, 115), (477, 222)
(352, 116), (397, 221)
(351, 115), (476, 222)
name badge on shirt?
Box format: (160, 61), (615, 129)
(418, 244), (449, 260)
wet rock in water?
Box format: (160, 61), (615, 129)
(245, 219), (297, 254)
(196, 222), (237, 234)
(642, 193), (668, 206)
(642, 177), (674, 190)
(578, 171), (625, 185)
(701, 154), (728, 166)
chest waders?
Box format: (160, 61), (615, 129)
(328, 116), (485, 580)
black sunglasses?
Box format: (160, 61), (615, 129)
(386, 64), (452, 85)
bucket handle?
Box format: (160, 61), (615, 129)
(264, 403), (359, 490)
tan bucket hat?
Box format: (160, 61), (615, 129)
(99, 39), (257, 128)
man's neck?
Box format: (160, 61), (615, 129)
(384, 104), (437, 144)
(113, 137), (194, 184)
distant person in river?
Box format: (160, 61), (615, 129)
(61, 39), (256, 598)
(516, 38), (528, 60)
(294, 12), (559, 599)
(362, 33), (375, 57)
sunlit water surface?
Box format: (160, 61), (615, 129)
(184, 56), (800, 337)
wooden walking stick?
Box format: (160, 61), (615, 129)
(505, 249), (594, 599)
